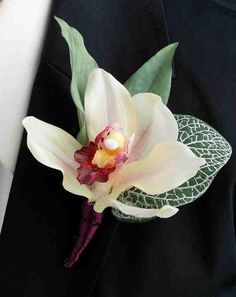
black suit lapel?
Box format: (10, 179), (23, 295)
(0, 1), (169, 296)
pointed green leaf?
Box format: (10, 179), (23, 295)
(55, 16), (97, 113)
(77, 123), (88, 146)
(55, 16), (97, 144)
(125, 43), (178, 105)
(112, 115), (232, 223)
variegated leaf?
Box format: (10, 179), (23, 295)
(112, 115), (232, 223)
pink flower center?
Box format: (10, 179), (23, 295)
(74, 125), (129, 185)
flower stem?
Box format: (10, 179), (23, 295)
(65, 200), (104, 268)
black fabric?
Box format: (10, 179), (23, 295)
(211, 0), (236, 12)
(0, 1), (236, 296)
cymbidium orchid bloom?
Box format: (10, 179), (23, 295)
(22, 68), (205, 219)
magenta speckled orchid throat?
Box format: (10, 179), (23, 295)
(75, 124), (130, 186)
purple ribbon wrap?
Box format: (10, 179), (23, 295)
(65, 200), (104, 268)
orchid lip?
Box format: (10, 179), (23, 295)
(74, 124), (129, 186)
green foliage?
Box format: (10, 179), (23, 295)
(55, 17), (178, 144)
(125, 43), (178, 105)
(112, 115), (232, 223)
(55, 16), (97, 145)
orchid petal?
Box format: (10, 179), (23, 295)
(130, 93), (178, 162)
(111, 141), (205, 198)
(85, 68), (137, 140)
(113, 200), (179, 218)
(92, 177), (118, 213)
(22, 116), (94, 200)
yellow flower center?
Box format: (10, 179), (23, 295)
(92, 131), (125, 168)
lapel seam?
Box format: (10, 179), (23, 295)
(210, 0), (236, 11)
(144, 0), (161, 49)
(42, 57), (71, 80)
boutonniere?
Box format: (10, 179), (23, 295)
(22, 17), (232, 268)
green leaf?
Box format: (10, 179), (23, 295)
(55, 17), (97, 145)
(125, 43), (178, 105)
(77, 122), (88, 146)
(55, 17), (97, 113)
(112, 115), (232, 223)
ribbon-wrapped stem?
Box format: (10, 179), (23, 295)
(65, 200), (104, 268)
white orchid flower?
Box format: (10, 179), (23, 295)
(22, 68), (205, 219)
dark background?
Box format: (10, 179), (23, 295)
(0, 1), (236, 296)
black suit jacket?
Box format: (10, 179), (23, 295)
(1, 1), (236, 296)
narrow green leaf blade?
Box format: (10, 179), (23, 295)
(112, 115), (232, 222)
(125, 43), (178, 105)
(55, 16), (98, 113)
(77, 123), (88, 146)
